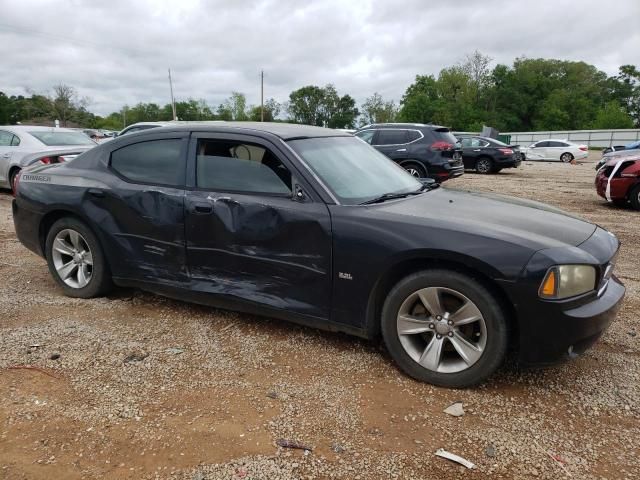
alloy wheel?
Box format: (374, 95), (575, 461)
(476, 159), (491, 173)
(561, 153), (572, 163)
(405, 167), (421, 177)
(51, 229), (94, 288)
(396, 286), (487, 373)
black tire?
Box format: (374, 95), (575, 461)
(381, 269), (508, 388)
(560, 152), (574, 163)
(401, 161), (427, 178)
(475, 157), (493, 174)
(45, 217), (112, 298)
(630, 185), (640, 211)
(9, 167), (20, 195)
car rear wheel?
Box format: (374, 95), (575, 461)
(560, 152), (574, 163)
(401, 162), (427, 178)
(630, 185), (640, 211)
(381, 269), (508, 388)
(45, 218), (112, 298)
(475, 157), (493, 174)
(9, 168), (20, 195)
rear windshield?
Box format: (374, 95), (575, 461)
(29, 131), (96, 146)
(431, 128), (458, 145)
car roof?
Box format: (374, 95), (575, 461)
(358, 123), (449, 130)
(137, 122), (352, 140)
(604, 148), (640, 158)
(605, 151), (640, 165)
(0, 125), (80, 133)
(534, 138), (571, 142)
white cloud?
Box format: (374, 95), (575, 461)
(1, 0), (638, 115)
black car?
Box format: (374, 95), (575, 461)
(12, 123), (625, 388)
(354, 123), (464, 182)
(456, 135), (523, 174)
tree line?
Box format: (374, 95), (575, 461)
(1, 53), (638, 132)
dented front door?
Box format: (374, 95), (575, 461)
(184, 137), (332, 319)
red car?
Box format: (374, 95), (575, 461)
(595, 151), (640, 209)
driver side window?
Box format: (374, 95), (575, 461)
(196, 139), (292, 195)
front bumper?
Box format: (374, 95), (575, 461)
(518, 275), (624, 365)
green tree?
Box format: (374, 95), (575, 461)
(248, 98), (281, 121)
(362, 92), (399, 125)
(591, 101), (634, 129)
(287, 85), (326, 125)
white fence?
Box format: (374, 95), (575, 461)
(503, 129), (640, 148)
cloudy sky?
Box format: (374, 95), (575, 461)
(1, 0), (639, 116)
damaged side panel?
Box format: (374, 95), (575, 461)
(185, 191), (332, 319)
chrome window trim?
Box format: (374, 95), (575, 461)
(372, 128), (424, 147)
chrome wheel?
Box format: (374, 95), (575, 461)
(51, 229), (93, 289)
(405, 167), (421, 177)
(476, 158), (491, 174)
(396, 287), (487, 373)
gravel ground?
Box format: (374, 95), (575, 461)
(0, 152), (638, 479)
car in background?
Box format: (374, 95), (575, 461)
(0, 126), (96, 192)
(522, 139), (588, 162)
(602, 140), (640, 156)
(455, 135), (522, 174)
(595, 146), (640, 171)
(116, 121), (176, 137)
(12, 122), (625, 387)
(595, 151), (640, 209)
(355, 123), (464, 181)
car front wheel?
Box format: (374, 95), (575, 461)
(381, 269), (508, 388)
(45, 218), (112, 298)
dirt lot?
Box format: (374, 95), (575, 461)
(0, 152), (638, 480)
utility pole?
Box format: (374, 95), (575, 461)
(260, 70), (264, 122)
(123, 107), (127, 128)
(168, 68), (177, 121)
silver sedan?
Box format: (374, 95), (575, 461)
(0, 125), (96, 191)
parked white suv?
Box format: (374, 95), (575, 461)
(522, 139), (588, 162)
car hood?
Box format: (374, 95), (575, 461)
(372, 187), (597, 249)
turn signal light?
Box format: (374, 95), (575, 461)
(540, 269), (557, 297)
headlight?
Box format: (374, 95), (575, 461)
(539, 265), (597, 299)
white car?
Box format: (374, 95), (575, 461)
(0, 126), (96, 191)
(522, 139), (589, 162)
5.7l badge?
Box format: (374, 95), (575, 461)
(338, 272), (353, 280)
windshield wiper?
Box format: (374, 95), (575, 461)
(360, 181), (439, 205)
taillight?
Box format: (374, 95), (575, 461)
(431, 141), (454, 151)
(40, 156), (52, 164)
(579, 146), (588, 151)
(498, 148), (514, 155)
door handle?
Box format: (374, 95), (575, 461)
(1, 153), (10, 159)
(396, 148), (407, 152)
(87, 188), (104, 198)
(473, 149), (481, 152)
(192, 203), (213, 214)
(206, 195), (238, 205)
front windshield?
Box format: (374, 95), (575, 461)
(29, 130), (96, 146)
(288, 136), (422, 205)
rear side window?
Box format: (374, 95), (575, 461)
(406, 130), (422, 142)
(375, 129), (408, 145)
(110, 139), (184, 186)
(0, 131), (13, 146)
(549, 141), (568, 147)
(10, 135), (20, 146)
